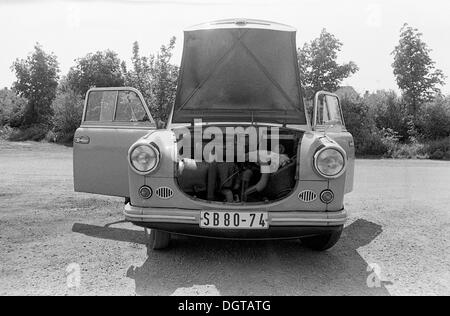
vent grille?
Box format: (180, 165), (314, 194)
(298, 190), (317, 202)
(155, 186), (174, 199)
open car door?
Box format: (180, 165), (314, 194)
(73, 87), (156, 197)
(313, 91), (355, 193)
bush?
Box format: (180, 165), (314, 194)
(51, 89), (83, 143)
(379, 128), (427, 159)
(389, 142), (427, 159)
(421, 137), (450, 160)
(380, 128), (400, 157)
(418, 95), (450, 140)
(44, 130), (58, 143)
(0, 88), (27, 127)
(357, 130), (388, 156)
(339, 94), (387, 156)
(8, 124), (50, 141)
(0, 125), (14, 140)
(364, 90), (410, 141)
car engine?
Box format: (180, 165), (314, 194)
(176, 126), (302, 204)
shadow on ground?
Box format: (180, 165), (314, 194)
(72, 219), (390, 295)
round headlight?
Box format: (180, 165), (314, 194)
(314, 147), (345, 178)
(129, 144), (159, 174)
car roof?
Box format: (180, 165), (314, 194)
(185, 18), (296, 32)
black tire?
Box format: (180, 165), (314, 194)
(147, 229), (171, 250)
(301, 226), (343, 251)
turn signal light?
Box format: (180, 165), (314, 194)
(139, 186), (153, 199)
(320, 189), (334, 204)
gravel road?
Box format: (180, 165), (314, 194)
(0, 141), (449, 296)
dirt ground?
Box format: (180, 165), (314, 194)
(0, 141), (449, 296)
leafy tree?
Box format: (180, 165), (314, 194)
(298, 29), (358, 99)
(122, 38), (179, 126)
(336, 89), (387, 155)
(392, 24), (446, 117)
(122, 42), (154, 110)
(419, 95), (450, 140)
(67, 50), (124, 96)
(0, 88), (28, 127)
(11, 43), (59, 126)
(364, 90), (410, 141)
(51, 77), (84, 143)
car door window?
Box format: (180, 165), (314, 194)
(115, 91), (149, 122)
(316, 94), (344, 126)
(85, 91), (117, 121)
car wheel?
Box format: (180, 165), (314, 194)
(147, 229), (171, 250)
(301, 226), (343, 251)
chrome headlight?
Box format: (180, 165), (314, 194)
(314, 147), (346, 178)
(129, 143), (160, 174)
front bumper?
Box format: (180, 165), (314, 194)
(124, 203), (347, 239)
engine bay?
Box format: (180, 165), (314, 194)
(175, 126), (303, 204)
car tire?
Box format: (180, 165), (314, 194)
(301, 226), (343, 251)
(148, 229), (171, 250)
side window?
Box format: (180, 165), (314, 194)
(85, 91), (116, 122)
(316, 94), (344, 126)
(115, 91), (149, 122)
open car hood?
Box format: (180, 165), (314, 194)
(171, 19), (306, 125)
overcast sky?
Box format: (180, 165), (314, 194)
(1, 0), (449, 94)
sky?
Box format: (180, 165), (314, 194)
(1, 0), (449, 95)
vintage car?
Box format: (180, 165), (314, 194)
(73, 19), (355, 251)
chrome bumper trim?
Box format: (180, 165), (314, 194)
(129, 214), (197, 222)
(270, 217), (345, 224)
(124, 204), (347, 227)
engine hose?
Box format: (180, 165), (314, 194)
(219, 170), (240, 190)
(244, 157), (282, 197)
(240, 169), (253, 202)
(207, 162), (218, 200)
(244, 172), (270, 196)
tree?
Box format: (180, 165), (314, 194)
(122, 38), (179, 126)
(122, 42), (154, 111)
(67, 50), (124, 96)
(0, 88), (28, 127)
(298, 29), (358, 99)
(51, 77), (84, 143)
(11, 43), (59, 126)
(339, 93), (387, 156)
(364, 90), (410, 141)
(419, 95), (450, 140)
(392, 24), (446, 118)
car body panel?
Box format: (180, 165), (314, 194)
(324, 131), (355, 193)
(312, 91), (355, 194)
(172, 20), (306, 125)
(124, 203), (346, 239)
(124, 204), (347, 226)
(73, 87), (156, 197)
(185, 18), (297, 32)
(127, 129), (345, 212)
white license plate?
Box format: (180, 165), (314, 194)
(200, 211), (269, 229)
